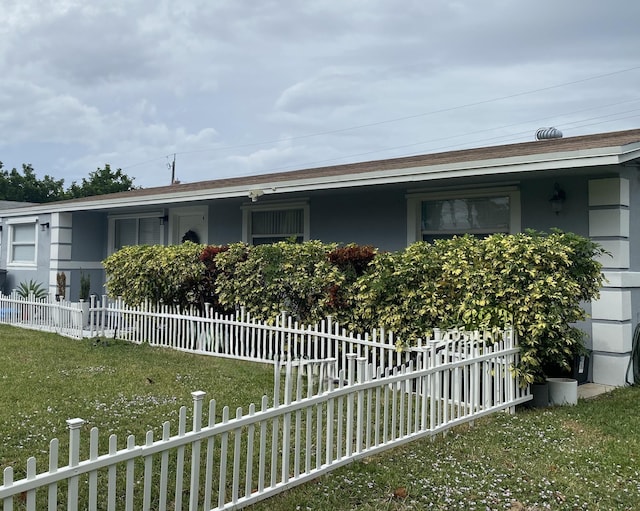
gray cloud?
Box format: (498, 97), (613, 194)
(0, 0), (638, 187)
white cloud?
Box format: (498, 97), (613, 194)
(0, 0), (638, 188)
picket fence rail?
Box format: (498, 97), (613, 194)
(86, 296), (507, 375)
(0, 292), (85, 339)
(0, 331), (530, 510)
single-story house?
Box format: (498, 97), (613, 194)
(1, 127), (639, 386)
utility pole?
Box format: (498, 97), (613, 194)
(170, 153), (176, 184)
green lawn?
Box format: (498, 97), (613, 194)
(2, 325), (640, 510)
(252, 385), (640, 510)
(0, 325), (275, 470)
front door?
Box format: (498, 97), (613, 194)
(170, 206), (208, 245)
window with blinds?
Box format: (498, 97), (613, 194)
(250, 208), (305, 245)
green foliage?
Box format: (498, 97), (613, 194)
(0, 162), (65, 203)
(196, 244), (231, 312)
(214, 240), (344, 324)
(0, 161), (136, 203)
(79, 273), (91, 301)
(326, 244), (377, 321)
(352, 231), (606, 384)
(16, 280), (48, 300)
(103, 243), (205, 306)
(102, 233), (604, 384)
(65, 164), (137, 198)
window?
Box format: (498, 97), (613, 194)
(243, 202), (309, 245)
(7, 219), (37, 265)
(109, 214), (162, 252)
(407, 187), (520, 244)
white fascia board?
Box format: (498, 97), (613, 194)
(266, 151), (625, 194)
(0, 145), (631, 217)
(619, 143), (640, 163)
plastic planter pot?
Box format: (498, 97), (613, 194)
(546, 377), (578, 406)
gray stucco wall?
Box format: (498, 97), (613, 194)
(520, 176), (589, 236)
(625, 166), (640, 272)
(71, 212), (108, 261)
(208, 199), (244, 244)
(309, 188), (408, 250)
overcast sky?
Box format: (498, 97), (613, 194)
(1, 0), (639, 189)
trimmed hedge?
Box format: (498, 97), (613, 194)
(102, 242), (206, 306)
(351, 231), (606, 383)
(103, 231), (606, 383)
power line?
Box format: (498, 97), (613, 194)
(119, 64), (640, 174)
(230, 101), (640, 177)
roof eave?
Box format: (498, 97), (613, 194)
(0, 143), (633, 217)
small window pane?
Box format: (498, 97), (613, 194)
(13, 224), (35, 243)
(139, 217), (160, 245)
(114, 218), (137, 250)
(12, 244), (36, 262)
(422, 196), (509, 234)
(253, 235), (304, 245)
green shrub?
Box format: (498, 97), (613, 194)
(326, 244), (377, 323)
(16, 279), (48, 300)
(103, 243), (205, 306)
(352, 231), (606, 384)
(198, 244), (231, 313)
(79, 273), (91, 301)
(101, 233), (605, 384)
(215, 240), (343, 324)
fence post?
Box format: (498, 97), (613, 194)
(346, 353), (357, 385)
(66, 418), (85, 511)
(356, 357), (367, 383)
(189, 391), (206, 511)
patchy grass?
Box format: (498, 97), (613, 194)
(250, 387), (640, 510)
(0, 325), (274, 469)
(2, 325), (640, 510)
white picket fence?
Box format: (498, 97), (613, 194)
(0, 292), (85, 339)
(86, 296), (505, 375)
(0, 333), (530, 510)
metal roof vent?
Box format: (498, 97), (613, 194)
(536, 127), (563, 140)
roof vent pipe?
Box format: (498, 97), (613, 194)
(536, 127), (563, 140)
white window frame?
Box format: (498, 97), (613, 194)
(6, 216), (39, 267)
(242, 200), (310, 245)
(406, 187), (521, 244)
(107, 211), (165, 254)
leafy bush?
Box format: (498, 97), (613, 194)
(352, 231), (606, 384)
(16, 279), (48, 300)
(326, 244), (377, 322)
(198, 244), (231, 312)
(79, 273), (91, 301)
(215, 240), (343, 324)
(103, 243), (205, 306)
(102, 233), (605, 384)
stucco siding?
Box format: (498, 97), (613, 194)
(520, 177), (589, 236)
(310, 188), (407, 250)
(71, 212), (108, 261)
(208, 199), (244, 244)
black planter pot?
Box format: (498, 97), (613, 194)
(531, 382), (549, 408)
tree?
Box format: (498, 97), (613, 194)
(0, 162), (136, 203)
(0, 162), (65, 203)
(65, 164), (136, 199)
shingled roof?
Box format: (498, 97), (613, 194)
(4, 127), (640, 214)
